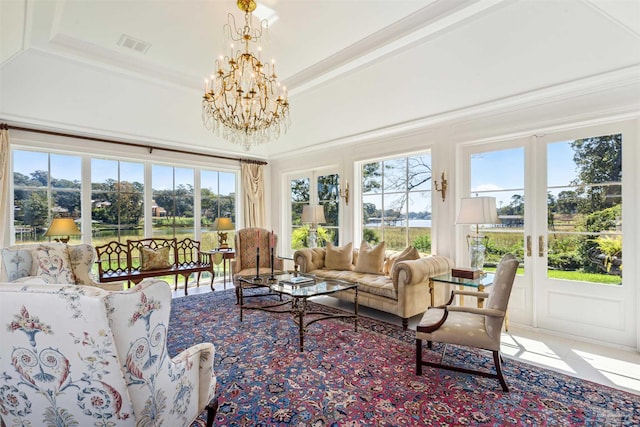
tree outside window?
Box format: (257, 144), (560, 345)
(361, 154), (432, 252)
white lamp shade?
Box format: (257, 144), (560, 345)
(212, 217), (234, 231)
(456, 197), (500, 225)
(301, 205), (326, 224)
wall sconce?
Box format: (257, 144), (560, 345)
(339, 181), (349, 205)
(434, 172), (447, 202)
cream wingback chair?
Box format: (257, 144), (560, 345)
(231, 227), (284, 303)
(0, 279), (218, 426)
(1, 242), (123, 291)
(415, 254), (519, 391)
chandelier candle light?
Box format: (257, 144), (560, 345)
(456, 197), (500, 271)
(202, 0), (290, 151)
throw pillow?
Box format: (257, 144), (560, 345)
(68, 245), (95, 285)
(354, 240), (386, 274)
(2, 249), (33, 281)
(140, 246), (172, 271)
(34, 244), (77, 284)
(390, 246), (421, 276)
(324, 242), (353, 271)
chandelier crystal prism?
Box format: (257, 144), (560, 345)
(202, 0), (290, 151)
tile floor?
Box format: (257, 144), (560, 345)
(174, 279), (640, 396)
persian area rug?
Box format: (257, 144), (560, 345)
(167, 289), (640, 426)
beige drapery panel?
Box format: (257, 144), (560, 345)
(0, 128), (10, 274)
(241, 162), (265, 228)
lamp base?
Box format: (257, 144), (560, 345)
(308, 229), (318, 248)
(469, 241), (486, 271)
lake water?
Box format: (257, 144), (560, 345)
(365, 219), (432, 227)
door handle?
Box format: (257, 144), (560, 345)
(538, 235), (545, 257)
(526, 236), (532, 257)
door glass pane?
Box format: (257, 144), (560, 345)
(318, 173), (339, 246)
(546, 134), (622, 285)
(471, 148), (525, 272)
(290, 178), (310, 249)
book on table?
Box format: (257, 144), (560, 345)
(281, 276), (315, 286)
(451, 267), (482, 279)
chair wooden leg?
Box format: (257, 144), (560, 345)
(184, 275), (189, 296)
(416, 339), (423, 375)
(205, 397), (219, 427)
(402, 318), (408, 330)
(493, 351), (509, 392)
(427, 340), (432, 349)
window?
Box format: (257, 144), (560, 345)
(91, 159), (144, 243)
(546, 134), (622, 284)
(201, 170), (237, 251)
(10, 147), (238, 246)
(13, 151), (81, 243)
(152, 166), (194, 239)
(289, 171), (341, 249)
(361, 153), (432, 252)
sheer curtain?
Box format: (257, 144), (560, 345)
(241, 161), (265, 228)
(0, 127), (10, 248)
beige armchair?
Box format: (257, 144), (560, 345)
(415, 254), (518, 391)
(231, 227), (284, 303)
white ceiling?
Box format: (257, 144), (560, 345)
(1, 0), (639, 159)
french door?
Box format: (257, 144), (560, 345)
(463, 121), (636, 346)
(287, 168), (342, 251)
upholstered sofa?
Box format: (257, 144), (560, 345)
(1, 242), (123, 290)
(293, 242), (454, 329)
(0, 279), (218, 426)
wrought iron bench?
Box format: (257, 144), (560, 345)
(95, 237), (214, 295)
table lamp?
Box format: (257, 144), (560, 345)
(44, 218), (81, 243)
(301, 204), (326, 248)
(212, 217), (234, 249)
(456, 197), (500, 271)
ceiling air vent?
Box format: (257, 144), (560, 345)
(117, 34), (151, 54)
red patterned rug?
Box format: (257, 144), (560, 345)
(167, 289), (639, 426)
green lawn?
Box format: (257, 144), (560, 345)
(483, 267), (621, 285)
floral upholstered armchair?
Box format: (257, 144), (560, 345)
(0, 279), (218, 426)
(1, 242), (123, 291)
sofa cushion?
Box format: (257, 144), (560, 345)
(310, 269), (397, 300)
(34, 244), (77, 284)
(2, 249), (32, 281)
(354, 240), (386, 274)
(325, 242), (353, 271)
(390, 246), (420, 276)
(140, 246), (172, 271)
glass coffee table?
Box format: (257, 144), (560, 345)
(238, 272), (358, 352)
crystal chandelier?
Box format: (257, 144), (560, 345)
(202, 0), (290, 151)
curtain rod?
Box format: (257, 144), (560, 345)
(2, 123), (268, 165)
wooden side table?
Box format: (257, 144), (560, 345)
(206, 249), (235, 289)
